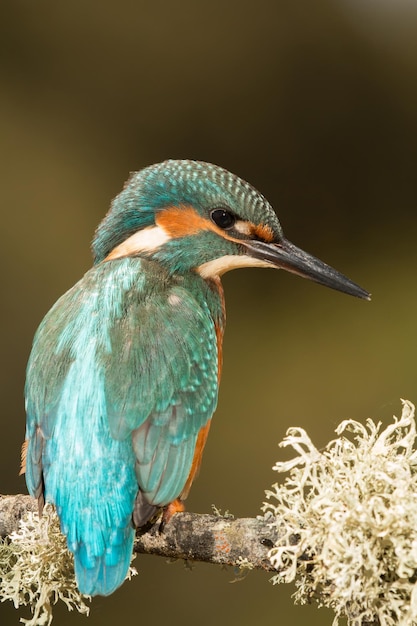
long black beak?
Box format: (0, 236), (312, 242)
(244, 238), (370, 300)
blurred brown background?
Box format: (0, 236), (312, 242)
(1, 1), (417, 624)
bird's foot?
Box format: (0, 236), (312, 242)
(159, 498), (185, 532)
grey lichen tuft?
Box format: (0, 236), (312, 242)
(0, 504), (91, 625)
(263, 400), (417, 625)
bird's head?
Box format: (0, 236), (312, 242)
(93, 160), (369, 299)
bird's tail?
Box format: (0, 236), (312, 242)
(72, 525), (135, 596)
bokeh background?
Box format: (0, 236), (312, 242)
(2, 1), (417, 624)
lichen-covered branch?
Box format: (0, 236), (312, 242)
(2, 400), (417, 626)
(0, 496), (282, 626)
(134, 511), (280, 569)
(0, 495), (280, 571)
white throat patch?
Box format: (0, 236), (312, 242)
(197, 254), (273, 278)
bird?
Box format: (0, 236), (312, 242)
(21, 159), (370, 597)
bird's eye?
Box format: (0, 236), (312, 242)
(210, 208), (236, 230)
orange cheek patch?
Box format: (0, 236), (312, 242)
(156, 205), (218, 238)
(252, 222), (275, 242)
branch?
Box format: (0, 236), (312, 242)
(135, 511), (280, 569)
(0, 494), (280, 570)
(2, 401), (416, 626)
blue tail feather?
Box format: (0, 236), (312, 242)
(74, 526), (135, 596)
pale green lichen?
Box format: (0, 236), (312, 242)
(0, 504), (90, 625)
(0, 503), (137, 625)
(263, 400), (417, 626)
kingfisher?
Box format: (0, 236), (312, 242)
(22, 160), (369, 597)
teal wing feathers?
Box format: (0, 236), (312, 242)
(24, 257), (221, 595)
(103, 283), (216, 439)
(103, 277), (220, 507)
